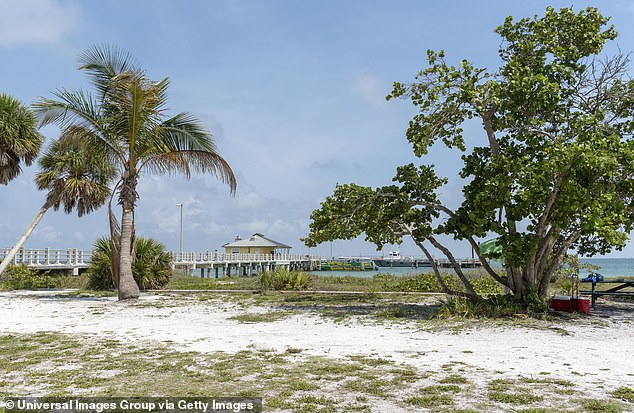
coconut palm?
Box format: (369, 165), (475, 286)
(33, 45), (237, 300)
(0, 93), (43, 185)
(0, 136), (115, 276)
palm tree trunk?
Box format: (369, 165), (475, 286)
(0, 202), (51, 276)
(117, 206), (140, 300)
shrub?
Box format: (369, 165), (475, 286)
(436, 293), (549, 319)
(0, 264), (60, 290)
(471, 276), (504, 296)
(87, 236), (173, 290)
(377, 273), (458, 293)
(258, 268), (312, 291)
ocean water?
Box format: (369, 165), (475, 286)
(308, 258), (634, 278)
(308, 265), (485, 278)
(579, 258), (634, 278)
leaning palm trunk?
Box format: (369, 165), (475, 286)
(0, 202), (51, 276)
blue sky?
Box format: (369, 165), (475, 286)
(2, 0), (634, 258)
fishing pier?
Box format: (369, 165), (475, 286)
(1, 248), (481, 277)
(172, 252), (322, 277)
(0, 248), (322, 277)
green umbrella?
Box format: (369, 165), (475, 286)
(479, 237), (503, 259)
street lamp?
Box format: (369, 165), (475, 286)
(176, 203), (183, 260)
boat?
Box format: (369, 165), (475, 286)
(373, 251), (431, 268)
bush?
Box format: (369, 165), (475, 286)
(436, 293), (549, 319)
(87, 236), (173, 290)
(471, 276), (504, 296)
(376, 273), (458, 293)
(0, 264), (60, 290)
(258, 268), (312, 291)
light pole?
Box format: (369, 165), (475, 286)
(176, 203), (183, 261)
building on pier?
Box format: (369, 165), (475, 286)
(222, 233), (292, 255)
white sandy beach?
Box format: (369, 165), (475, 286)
(1, 290), (633, 410)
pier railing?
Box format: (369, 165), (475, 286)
(170, 252), (318, 264)
(0, 247), (91, 269)
(1, 248), (481, 274)
(0, 248), (321, 274)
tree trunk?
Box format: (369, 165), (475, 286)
(117, 206), (139, 300)
(426, 235), (478, 298)
(0, 202), (51, 276)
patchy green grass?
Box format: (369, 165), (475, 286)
(404, 393), (454, 408)
(0, 331), (627, 412)
(439, 374), (470, 384)
(578, 398), (627, 413)
(488, 391), (543, 404)
(227, 311), (293, 323)
(611, 386), (634, 403)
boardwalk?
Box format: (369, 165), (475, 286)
(0, 248), (321, 277)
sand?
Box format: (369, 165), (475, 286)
(1, 290), (633, 407)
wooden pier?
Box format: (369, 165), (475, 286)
(172, 252), (322, 278)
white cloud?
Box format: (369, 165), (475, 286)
(34, 225), (61, 243)
(0, 0), (80, 47)
(352, 73), (389, 106)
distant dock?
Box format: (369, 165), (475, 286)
(0, 248), (481, 277)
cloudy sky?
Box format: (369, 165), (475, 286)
(2, 0), (634, 258)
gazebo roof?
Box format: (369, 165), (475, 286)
(222, 233), (292, 249)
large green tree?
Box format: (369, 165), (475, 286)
(0, 93), (43, 185)
(34, 46), (237, 300)
(305, 7), (634, 300)
(0, 136), (114, 276)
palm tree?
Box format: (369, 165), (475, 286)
(0, 93), (43, 185)
(0, 136), (114, 276)
(33, 45), (237, 300)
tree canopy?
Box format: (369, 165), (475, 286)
(305, 7), (634, 299)
(0, 93), (43, 185)
(34, 45), (237, 300)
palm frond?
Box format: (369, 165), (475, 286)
(0, 93), (43, 184)
(78, 44), (141, 98)
(35, 135), (117, 217)
(33, 89), (101, 129)
(142, 150), (236, 194)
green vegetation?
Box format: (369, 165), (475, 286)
(228, 311), (293, 323)
(258, 268), (313, 291)
(0, 265), (60, 290)
(34, 45), (236, 300)
(611, 387), (634, 403)
(0, 134), (114, 278)
(0, 93), (43, 185)
(437, 294), (549, 319)
(304, 6), (634, 305)
(87, 236), (173, 290)
(578, 398), (627, 413)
